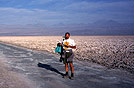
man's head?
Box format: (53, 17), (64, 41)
(65, 32), (70, 39)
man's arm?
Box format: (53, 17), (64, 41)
(60, 43), (76, 49)
(66, 45), (76, 49)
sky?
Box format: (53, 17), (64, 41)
(0, 0), (134, 27)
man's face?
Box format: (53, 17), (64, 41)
(65, 34), (70, 39)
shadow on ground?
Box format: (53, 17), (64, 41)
(37, 62), (64, 76)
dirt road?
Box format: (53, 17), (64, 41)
(0, 43), (134, 88)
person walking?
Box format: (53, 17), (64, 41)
(60, 32), (76, 79)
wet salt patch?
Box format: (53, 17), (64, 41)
(50, 61), (61, 64)
(11, 59), (23, 64)
(1, 46), (11, 50)
(103, 68), (134, 79)
(77, 68), (102, 76)
(122, 79), (134, 84)
(75, 65), (102, 72)
(43, 59), (52, 62)
(25, 70), (39, 75)
(51, 56), (56, 59)
(11, 62), (26, 68)
(37, 60), (48, 64)
(0, 52), (5, 58)
(6, 61), (13, 65)
(6, 55), (27, 58)
(23, 67), (39, 73)
(25, 72), (40, 75)
(88, 78), (102, 83)
(14, 66), (26, 71)
(27, 52), (33, 56)
(13, 51), (25, 54)
(100, 76), (117, 80)
(59, 71), (64, 73)
(75, 70), (85, 74)
(5, 59), (17, 65)
(7, 58), (33, 67)
(57, 63), (64, 66)
(24, 58), (33, 61)
(25, 73), (33, 75)
(41, 74), (57, 78)
(18, 54), (28, 57)
(73, 62), (80, 66)
(6, 55), (16, 58)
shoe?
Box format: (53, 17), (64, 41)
(70, 73), (74, 80)
(63, 72), (69, 78)
(63, 75), (69, 78)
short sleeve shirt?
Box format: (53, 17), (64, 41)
(62, 38), (76, 50)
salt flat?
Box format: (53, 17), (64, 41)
(0, 42), (134, 88)
(0, 36), (133, 73)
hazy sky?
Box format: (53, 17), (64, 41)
(0, 0), (134, 26)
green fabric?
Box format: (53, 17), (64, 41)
(63, 52), (73, 64)
(66, 52), (72, 58)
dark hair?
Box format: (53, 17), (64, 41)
(65, 32), (70, 36)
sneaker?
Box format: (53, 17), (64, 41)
(63, 74), (69, 78)
(63, 72), (69, 78)
(70, 73), (74, 80)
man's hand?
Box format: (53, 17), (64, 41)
(59, 43), (62, 45)
(65, 45), (76, 49)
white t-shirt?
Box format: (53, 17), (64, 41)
(61, 38), (76, 50)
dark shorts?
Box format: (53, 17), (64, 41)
(63, 49), (74, 64)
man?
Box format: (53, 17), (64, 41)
(60, 32), (76, 79)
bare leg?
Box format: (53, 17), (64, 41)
(65, 63), (68, 73)
(69, 63), (74, 73)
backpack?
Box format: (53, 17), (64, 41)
(55, 46), (62, 54)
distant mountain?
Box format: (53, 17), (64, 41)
(90, 20), (124, 29)
(0, 20), (134, 36)
(70, 28), (134, 36)
(69, 20), (134, 35)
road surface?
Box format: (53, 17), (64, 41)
(0, 42), (134, 88)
